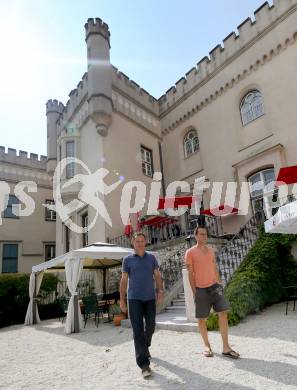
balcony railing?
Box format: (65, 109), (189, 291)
(107, 214), (221, 248)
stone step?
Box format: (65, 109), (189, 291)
(171, 301), (186, 306)
(165, 305), (186, 311)
(121, 314), (197, 333)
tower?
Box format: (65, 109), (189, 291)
(85, 18), (113, 136)
(46, 99), (64, 174)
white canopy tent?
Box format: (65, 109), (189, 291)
(264, 200), (297, 234)
(24, 242), (157, 334)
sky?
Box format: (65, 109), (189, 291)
(0, 0), (273, 157)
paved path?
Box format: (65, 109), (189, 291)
(0, 303), (297, 389)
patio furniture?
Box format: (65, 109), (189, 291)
(57, 296), (70, 323)
(282, 285), (297, 315)
(82, 295), (103, 327)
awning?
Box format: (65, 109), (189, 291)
(141, 215), (178, 226)
(276, 165), (297, 186)
(157, 196), (198, 210)
(201, 205), (239, 217)
(265, 200), (297, 233)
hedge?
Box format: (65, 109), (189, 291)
(206, 227), (297, 330)
(0, 273), (62, 328)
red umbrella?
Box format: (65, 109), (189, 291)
(124, 216), (133, 236)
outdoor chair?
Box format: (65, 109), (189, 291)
(57, 296), (70, 323)
(82, 295), (103, 327)
(282, 285), (297, 315)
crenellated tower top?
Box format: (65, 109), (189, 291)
(84, 18), (110, 47)
(46, 99), (64, 115)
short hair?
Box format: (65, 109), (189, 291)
(194, 226), (208, 236)
(131, 232), (146, 240)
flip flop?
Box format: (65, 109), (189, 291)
(203, 349), (214, 357)
(222, 350), (240, 359)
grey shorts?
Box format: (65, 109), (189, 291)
(195, 283), (230, 319)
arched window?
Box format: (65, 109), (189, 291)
(240, 90), (264, 126)
(184, 129), (199, 157)
(248, 167), (276, 218)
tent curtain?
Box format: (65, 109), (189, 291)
(64, 257), (84, 334)
(94, 269), (103, 293)
(24, 271), (44, 326)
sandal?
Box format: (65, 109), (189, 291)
(222, 349), (240, 359)
(203, 348), (214, 357)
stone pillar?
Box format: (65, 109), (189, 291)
(182, 268), (196, 322)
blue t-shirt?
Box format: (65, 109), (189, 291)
(122, 251), (159, 301)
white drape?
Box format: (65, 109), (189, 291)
(65, 257), (84, 334)
(94, 269), (103, 293)
(24, 271), (44, 325)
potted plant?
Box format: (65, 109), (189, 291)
(110, 303), (127, 326)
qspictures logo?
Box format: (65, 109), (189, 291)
(0, 157), (292, 232)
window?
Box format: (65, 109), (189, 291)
(45, 244), (55, 261)
(82, 213), (88, 247)
(45, 199), (56, 221)
(2, 244), (18, 273)
(248, 168), (276, 218)
(3, 195), (19, 219)
(184, 129), (199, 157)
(141, 146), (153, 177)
(66, 141), (75, 178)
(240, 90), (264, 126)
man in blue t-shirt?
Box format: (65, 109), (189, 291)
(120, 232), (164, 378)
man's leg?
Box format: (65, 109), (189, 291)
(143, 299), (156, 354)
(218, 311), (230, 352)
(129, 300), (150, 369)
(218, 311), (239, 357)
(214, 286), (239, 358)
(198, 318), (212, 354)
(195, 288), (213, 356)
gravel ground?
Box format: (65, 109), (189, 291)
(0, 303), (297, 390)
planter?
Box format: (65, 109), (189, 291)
(113, 313), (126, 326)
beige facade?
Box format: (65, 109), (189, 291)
(0, 147), (55, 273)
(44, 0), (297, 255)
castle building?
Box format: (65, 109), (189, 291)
(46, 0), (297, 257)
(2, 0), (297, 272)
(0, 147), (55, 273)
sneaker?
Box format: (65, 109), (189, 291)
(141, 366), (152, 378)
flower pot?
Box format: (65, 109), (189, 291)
(113, 313), (126, 326)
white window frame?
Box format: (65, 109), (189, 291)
(240, 90), (265, 126)
(184, 129), (199, 158)
(66, 141), (75, 179)
(45, 199), (56, 221)
(44, 244), (56, 261)
(141, 145), (153, 177)
(248, 168), (276, 218)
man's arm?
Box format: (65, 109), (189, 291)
(154, 268), (164, 303)
(119, 272), (128, 313)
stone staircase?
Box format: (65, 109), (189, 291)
(216, 211), (266, 286)
(164, 291), (186, 314)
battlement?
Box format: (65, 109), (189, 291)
(158, 0), (297, 113)
(111, 66), (158, 115)
(46, 99), (64, 115)
(85, 17), (110, 46)
(0, 146), (47, 169)
(56, 72), (89, 133)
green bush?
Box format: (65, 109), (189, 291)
(206, 228), (297, 330)
(0, 272), (60, 328)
